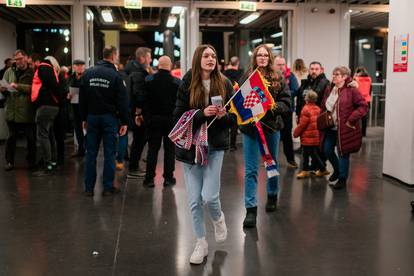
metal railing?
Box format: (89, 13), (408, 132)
(369, 82), (386, 127)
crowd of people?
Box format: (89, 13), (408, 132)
(1, 43), (372, 264)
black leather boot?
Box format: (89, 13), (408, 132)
(243, 207), (257, 228)
(265, 194), (278, 212)
(330, 178), (346, 190)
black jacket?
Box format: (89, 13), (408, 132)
(238, 74), (291, 138)
(173, 70), (235, 163)
(143, 69), (182, 129)
(125, 60), (148, 110)
(36, 60), (61, 107)
(223, 68), (244, 85)
(79, 60), (129, 125)
(296, 73), (330, 117)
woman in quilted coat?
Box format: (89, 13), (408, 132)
(293, 90), (327, 178)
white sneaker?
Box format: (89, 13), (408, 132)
(213, 212), (228, 243)
(189, 238), (208, 264)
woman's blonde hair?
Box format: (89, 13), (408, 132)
(189, 44), (225, 109)
(333, 66), (351, 77)
(293, 58), (307, 73)
(45, 56), (60, 74)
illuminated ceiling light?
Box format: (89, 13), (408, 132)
(45, 47), (49, 52)
(125, 22), (138, 30)
(349, 9), (353, 13)
(63, 29), (70, 36)
(248, 51), (253, 56)
(239, 1), (256, 12)
(86, 10), (94, 21)
(171, 6), (184, 14)
(273, 45), (282, 50)
(251, 38), (263, 44)
(265, 43), (275, 48)
(166, 15), (177, 28)
(124, 0), (142, 9)
(362, 43), (371, 49)
(64, 47), (69, 54)
(65, 36), (69, 42)
(101, 9), (113, 23)
(240, 12), (260, 25)
(271, 32), (283, 38)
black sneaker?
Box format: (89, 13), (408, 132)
(4, 162), (14, 171)
(265, 194), (277, 212)
(102, 187), (121, 196)
(330, 178), (346, 190)
(163, 177), (176, 187)
(287, 161), (298, 168)
(243, 207), (257, 228)
(143, 178), (155, 188)
(329, 172), (339, 182)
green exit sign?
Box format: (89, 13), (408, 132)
(124, 0), (142, 9)
(239, 1), (257, 12)
(6, 0), (25, 8)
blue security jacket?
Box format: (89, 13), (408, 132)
(79, 60), (129, 125)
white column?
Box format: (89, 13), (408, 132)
(383, 0), (414, 185)
(179, 9), (187, 74)
(71, 2), (86, 64)
(292, 3), (350, 77)
(185, 3), (199, 71)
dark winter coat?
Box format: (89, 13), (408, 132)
(143, 69), (182, 129)
(296, 73), (330, 117)
(320, 77), (368, 155)
(173, 70), (235, 164)
(293, 103), (320, 146)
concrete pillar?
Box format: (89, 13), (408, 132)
(71, 2), (87, 64)
(239, 30), (250, 72)
(292, 3), (350, 77)
(185, 4), (199, 71)
(383, 0), (414, 185)
(179, 9), (187, 74)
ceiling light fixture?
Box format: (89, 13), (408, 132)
(125, 22), (138, 30)
(124, 0), (142, 9)
(271, 32), (283, 38)
(171, 6), (184, 14)
(240, 12), (260, 25)
(101, 9), (113, 23)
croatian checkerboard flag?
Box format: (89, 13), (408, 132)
(230, 69), (275, 125)
(229, 69), (279, 179)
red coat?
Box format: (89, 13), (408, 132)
(293, 103), (320, 146)
(320, 78), (368, 155)
(354, 76), (372, 103)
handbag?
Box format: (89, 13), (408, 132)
(316, 111), (334, 130)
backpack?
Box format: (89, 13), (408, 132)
(31, 62), (60, 104)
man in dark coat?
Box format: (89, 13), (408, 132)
(142, 56), (181, 187)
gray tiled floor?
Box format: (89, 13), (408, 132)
(0, 127), (413, 276)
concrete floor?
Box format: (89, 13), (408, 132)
(0, 127), (413, 276)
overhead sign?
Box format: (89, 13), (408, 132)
(393, 33), (409, 73)
(239, 1), (257, 12)
(124, 0), (142, 9)
(6, 0), (25, 8)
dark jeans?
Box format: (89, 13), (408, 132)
(5, 121), (36, 166)
(281, 112), (295, 163)
(116, 134), (128, 162)
(129, 125), (147, 171)
(323, 129), (350, 180)
(84, 114), (118, 192)
(302, 146), (325, 171)
(72, 104), (85, 153)
(36, 106), (59, 165)
(145, 127), (175, 180)
(53, 107), (66, 164)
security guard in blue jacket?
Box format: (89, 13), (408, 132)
(79, 46), (129, 197)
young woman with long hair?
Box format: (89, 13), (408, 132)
(173, 44), (234, 264)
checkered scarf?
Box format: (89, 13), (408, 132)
(168, 109), (208, 165)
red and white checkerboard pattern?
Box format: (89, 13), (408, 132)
(243, 91), (260, 109)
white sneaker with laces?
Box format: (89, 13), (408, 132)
(213, 212), (227, 243)
(190, 238), (208, 264)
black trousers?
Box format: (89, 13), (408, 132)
(361, 103), (370, 137)
(5, 121), (36, 166)
(145, 127), (175, 180)
(302, 145), (325, 171)
(281, 112), (295, 163)
(72, 104), (85, 153)
(53, 107), (66, 165)
(129, 125), (147, 171)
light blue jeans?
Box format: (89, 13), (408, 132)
(243, 131), (280, 208)
(183, 150), (224, 238)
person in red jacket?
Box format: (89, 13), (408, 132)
(321, 66), (368, 189)
(293, 90), (328, 178)
(354, 66), (372, 136)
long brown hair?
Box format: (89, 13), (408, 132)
(250, 44), (281, 91)
(189, 44), (225, 109)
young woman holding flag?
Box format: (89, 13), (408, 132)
(239, 44), (291, 228)
(172, 44), (234, 264)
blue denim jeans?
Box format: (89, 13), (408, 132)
(243, 131), (280, 208)
(323, 129), (350, 180)
(183, 150), (224, 238)
(85, 114), (118, 192)
(116, 133), (128, 163)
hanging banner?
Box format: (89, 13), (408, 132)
(393, 34), (409, 72)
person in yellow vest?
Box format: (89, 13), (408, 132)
(0, 50), (36, 171)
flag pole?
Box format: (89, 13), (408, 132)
(207, 68), (258, 129)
